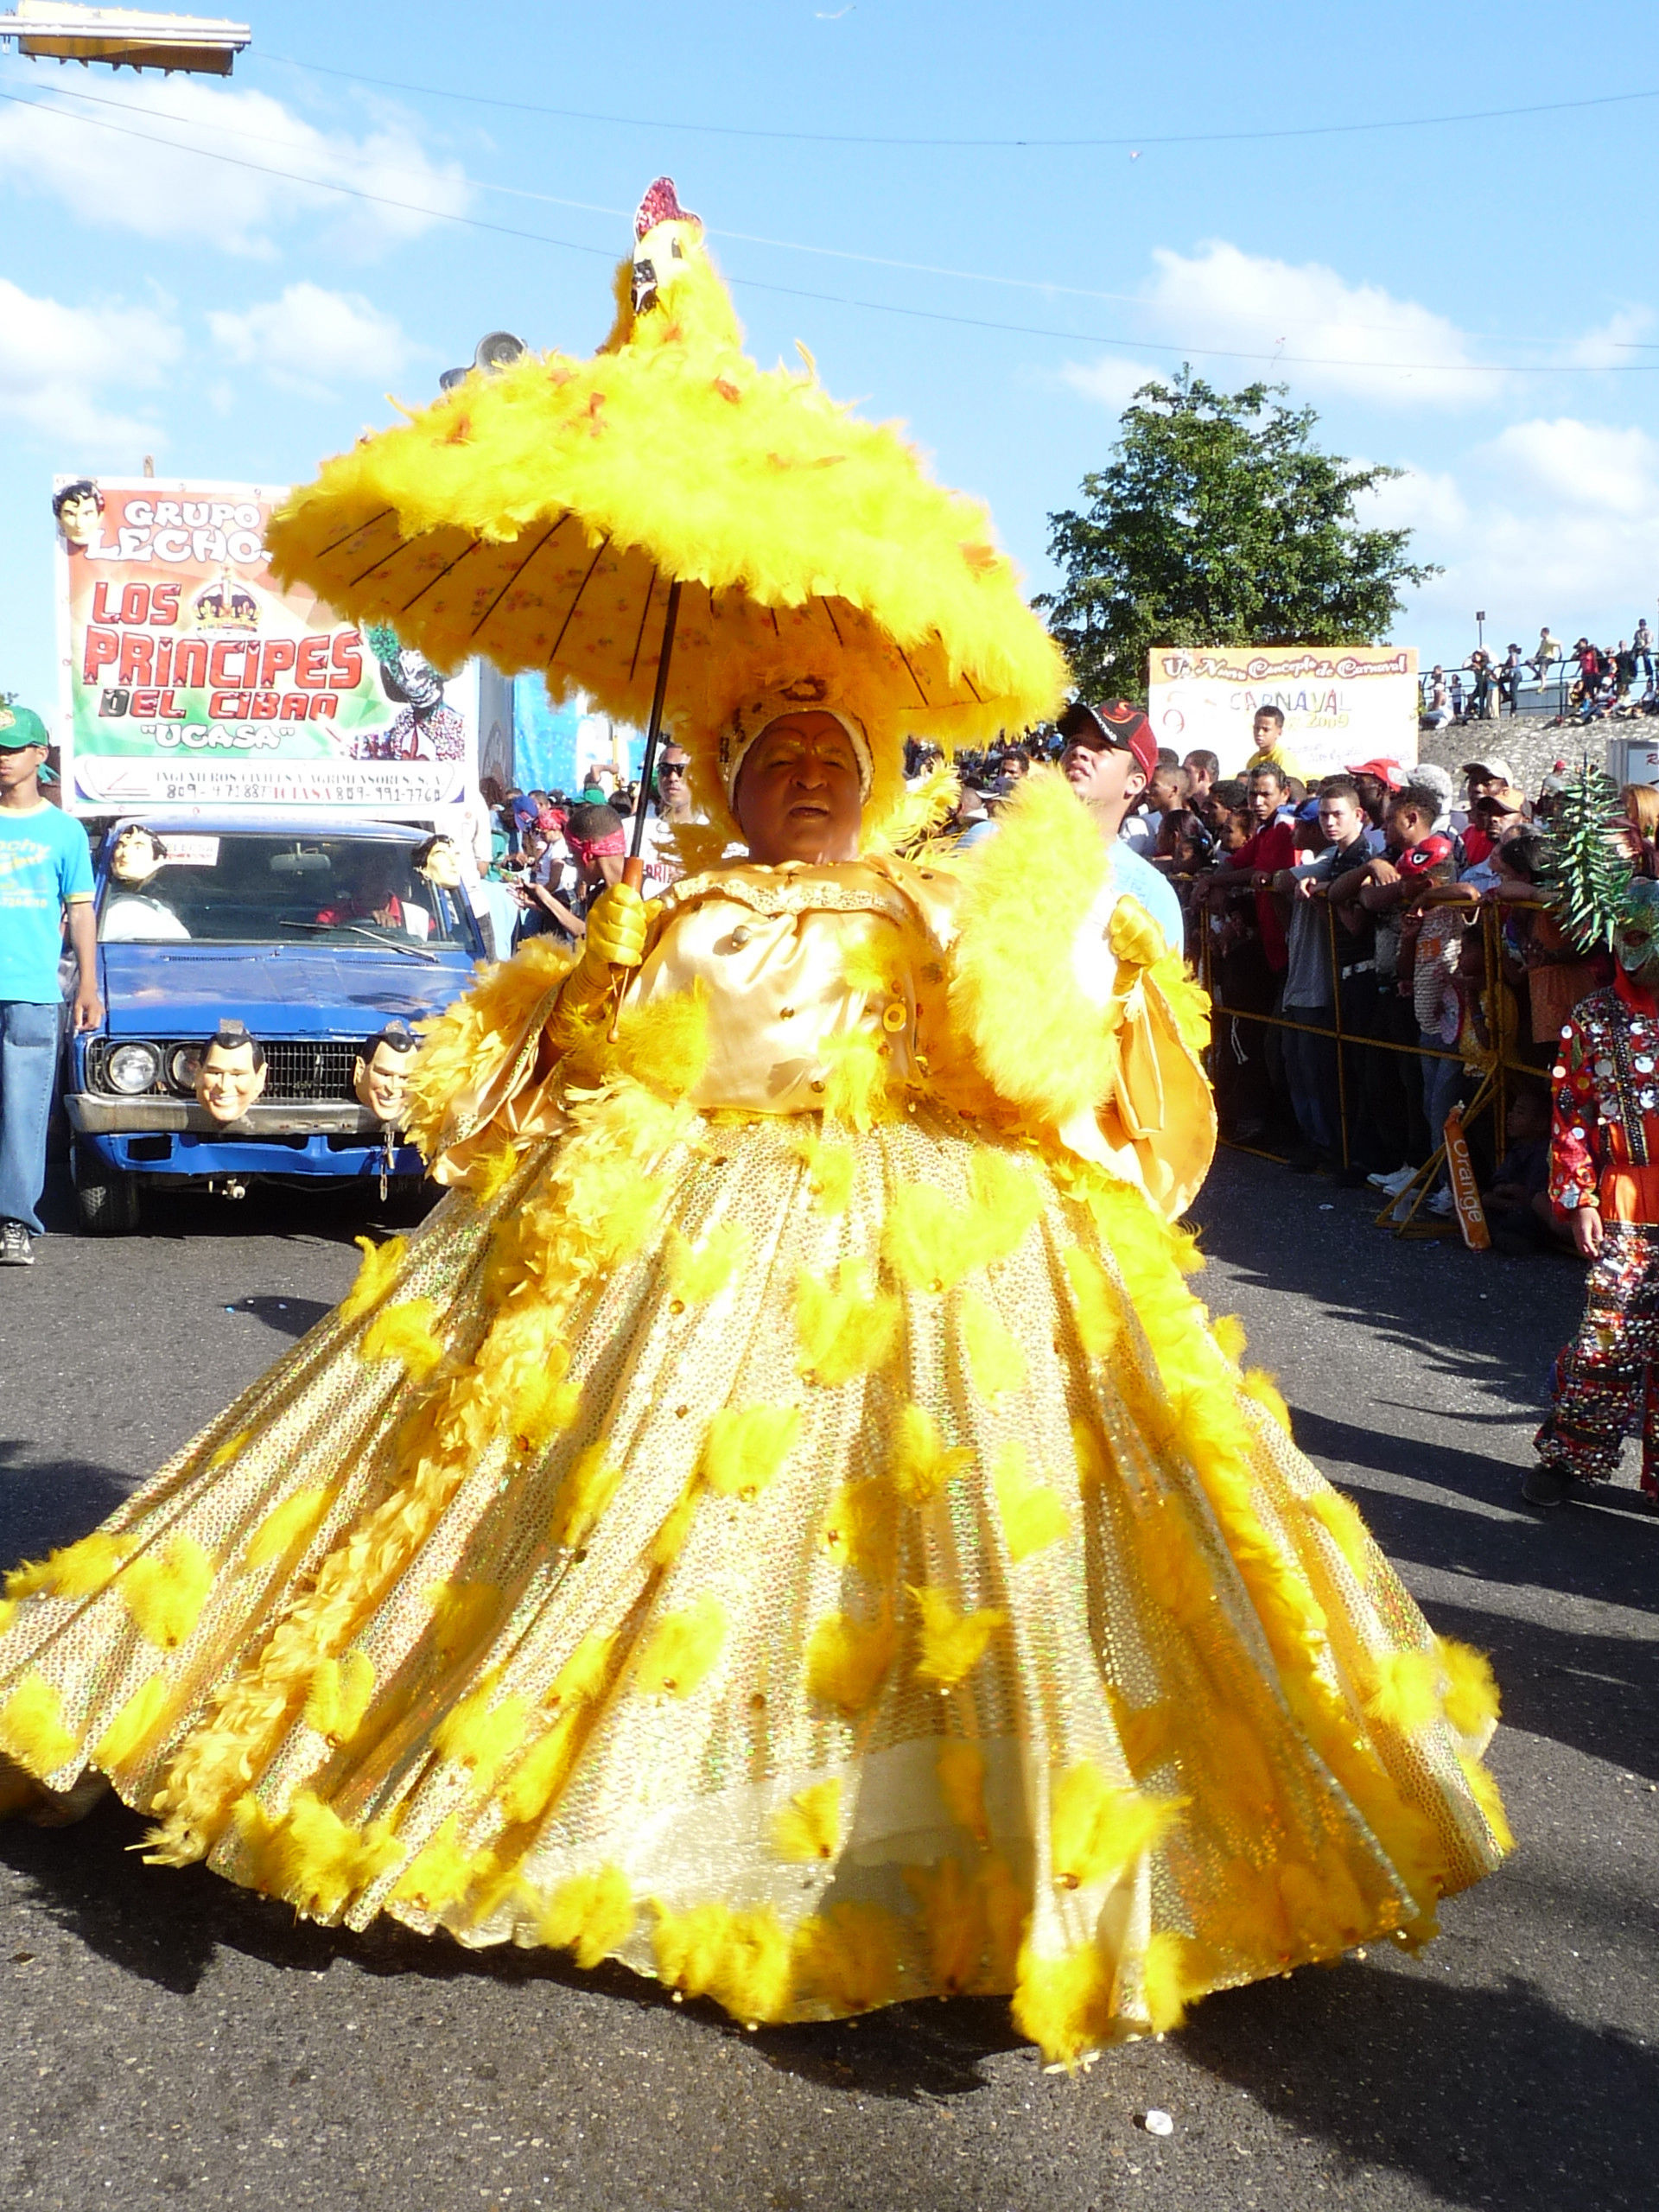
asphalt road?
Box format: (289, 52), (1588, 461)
(1, 1153), (1655, 2212)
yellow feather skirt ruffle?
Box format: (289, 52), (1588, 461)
(0, 1084), (1509, 2064)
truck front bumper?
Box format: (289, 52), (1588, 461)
(65, 1096), (422, 1181)
(66, 1095), (383, 1137)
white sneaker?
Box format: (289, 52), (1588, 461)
(1427, 1189), (1456, 1218)
(1370, 1166), (1417, 1196)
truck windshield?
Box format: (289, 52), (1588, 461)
(98, 834), (472, 950)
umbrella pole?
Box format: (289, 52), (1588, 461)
(608, 579), (681, 1039)
(622, 578), (683, 890)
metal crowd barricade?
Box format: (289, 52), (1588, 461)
(1192, 879), (1557, 1242)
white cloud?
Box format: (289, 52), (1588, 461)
(1567, 306), (1656, 370)
(0, 79), (469, 257)
(1375, 418), (1659, 652)
(207, 283), (413, 397)
(0, 276), (180, 448)
(1141, 242), (1491, 408)
(1058, 353), (1166, 414)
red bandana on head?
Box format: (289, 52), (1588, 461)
(635, 177), (699, 238)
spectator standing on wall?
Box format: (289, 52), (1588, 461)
(1499, 644), (1526, 716)
(1421, 666), (1453, 728)
(1634, 617), (1655, 690)
(1614, 640), (1638, 700)
(1468, 650), (1495, 722)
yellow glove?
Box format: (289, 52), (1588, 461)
(577, 883), (650, 986)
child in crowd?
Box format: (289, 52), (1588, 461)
(1482, 1084), (1564, 1256)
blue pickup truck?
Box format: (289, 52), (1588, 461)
(62, 810), (486, 1232)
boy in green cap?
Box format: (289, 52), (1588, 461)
(0, 704), (101, 1264)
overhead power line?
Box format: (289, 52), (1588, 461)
(257, 48), (1659, 153)
(2, 82), (1655, 377)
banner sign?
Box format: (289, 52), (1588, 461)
(512, 678), (643, 796)
(1147, 645), (1420, 782)
(54, 475), (477, 813)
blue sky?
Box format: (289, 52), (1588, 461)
(4, 0), (1657, 726)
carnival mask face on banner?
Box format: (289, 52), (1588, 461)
(195, 1041), (268, 1122)
(353, 1040), (416, 1122)
(110, 828), (165, 887)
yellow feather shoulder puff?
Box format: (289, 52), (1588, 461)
(945, 768), (1118, 1127)
(404, 936), (577, 1166)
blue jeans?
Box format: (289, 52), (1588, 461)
(0, 1001), (61, 1235)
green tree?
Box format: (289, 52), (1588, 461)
(1038, 368), (1440, 699)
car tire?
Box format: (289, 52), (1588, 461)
(73, 1147), (142, 1236)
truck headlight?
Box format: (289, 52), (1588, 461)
(165, 1045), (202, 1095)
(105, 1042), (162, 1095)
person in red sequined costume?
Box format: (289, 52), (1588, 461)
(1530, 876), (1659, 1506)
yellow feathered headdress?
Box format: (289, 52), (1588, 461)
(264, 177), (1067, 847)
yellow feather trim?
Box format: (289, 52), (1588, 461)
(982, 1854), (1028, 1985)
(467, 1136), (524, 1207)
(793, 1901), (904, 2012)
(529, 1865), (633, 1967)
(1457, 1752), (1515, 1855)
(632, 1595), (726, 1699)
(208, 1427), (251, 1471)
(819, 1478), (898, 1582)
(666, 1219), (752, 1306)
(302, 1650), (376, 1745)
(432, 1678), (531, 1785)
(549, 1442), (623, 1550)
(93, 1676), (172, 1770)
(5, 1530), (135, 1602)
(909, 1586), (1005, 1690)
(652, 1899), (795, 2024)
(960, 1290), (1027, 1397)
(424, 1580), (502, 1660)
(612, 982), (712, 1101)
(1106, 1686), (1178, 1778)
(1011, 1939), (1116, 2069)
(795, 1259), (900, 1388)
(888, 1402), (973, 1504)
(359, 1298), (444, 1383)
(1140, 1929), (1199, 2033)
(770, 1777), (842, 1863)
(905, 1856), (987, 1996)
(245, 1488), (333, 1570)
(1304, 1484), (1374, 1578)
(338, 1234), (410, 1325)
(793, 1129), (855, 1217)
(884, 1179), (988, 1295)
(548, 1630), (619, 1709)
(511, 1362), (582, 1463)
(245, 1791), (403, 1919)
(937, 1738), (989, 1844)
(0, 1673), (79, 1775)
(1241, 1366), (1293, 1434)
(119, 1535), (215, 1652)
(1061, 1246), (1123, 1360)
(992, 1442), (1071, 1563)
(391, 1815), (478, 1914)
(699, 1403), (800, 1502)
(805, 1610), (896, 1713)
(1435, 1635), (1501, 1738)
(817, 1027), (898, 1133)
(650, 1483), (702, 1567)
(1363, 1649), (1443, 1738)
(1211, 1313), (1247, 1366)
(949, 770), (1118, 1125)
(1050, 1762), (1182, 1890)
(499, 1709), (585, 1827)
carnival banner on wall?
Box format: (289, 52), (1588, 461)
(1146, 645), (1420, 781)
(54, 476), (478, 812)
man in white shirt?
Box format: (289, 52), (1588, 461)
(632, 742), (695, 893)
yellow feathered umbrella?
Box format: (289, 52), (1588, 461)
(265, 177), (1067, 848)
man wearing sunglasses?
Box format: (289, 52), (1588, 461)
(635, 742), (696, 892)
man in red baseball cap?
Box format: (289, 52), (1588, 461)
(1055, 699), (1183, 953)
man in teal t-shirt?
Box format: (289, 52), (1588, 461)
(0, 704), (101, 1262)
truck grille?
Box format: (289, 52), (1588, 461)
(262, 1042), (359, 1103)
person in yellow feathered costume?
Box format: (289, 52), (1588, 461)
(0, 678), (1510, 2068)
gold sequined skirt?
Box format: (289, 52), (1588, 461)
(0, 1089), (1510, 2063)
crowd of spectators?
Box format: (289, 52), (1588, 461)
(1421, 616), (1658, 727)
(1135, 726), (1638, 1255)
